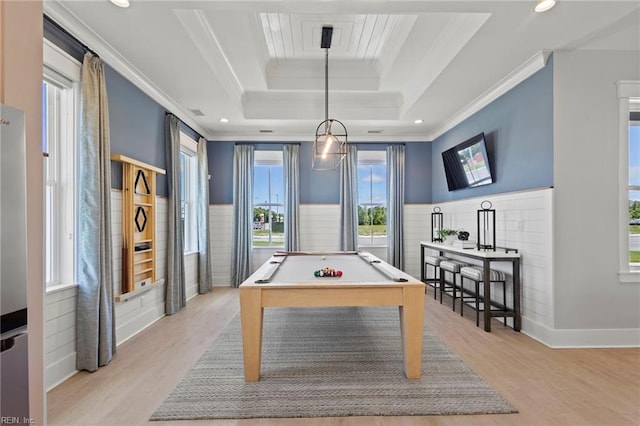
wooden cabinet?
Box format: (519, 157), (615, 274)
(111, 155), (166, 300)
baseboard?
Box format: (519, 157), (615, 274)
(46, 352), (78, 391)
(521, 316), (640, 348)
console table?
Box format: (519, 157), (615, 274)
(420, 241), (521, 332)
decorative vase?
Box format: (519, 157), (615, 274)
(444, 235), (456, 245)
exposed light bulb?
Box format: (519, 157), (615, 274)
(219, 118), (229, 123)
(534, 0), (556, 13)
(414, 119), (424, 124)
(321, 134), (336, 159)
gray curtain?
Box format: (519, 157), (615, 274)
(165, 114), (186, 314)
(76, 52), (115, 372)
(231, 144), (254, 287)
(340, 144), (358, 251)
(283, 144), (300, 251)
(387, 145), (405, 269)
(197, 137), (213, 293)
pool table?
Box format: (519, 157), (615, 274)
(239, 251), (426, 381)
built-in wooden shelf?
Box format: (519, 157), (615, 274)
(111, 154), (165, 296)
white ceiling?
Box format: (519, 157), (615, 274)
(44, 0), (640, 142)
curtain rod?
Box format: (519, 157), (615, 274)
(234, 142), (301, 146)
(44, 15), (98, 57)
(165, 112), (205, 142)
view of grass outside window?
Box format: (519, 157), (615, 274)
(629, 111), (640, 265)
(253, 151), (284, 247)
(358, 151), (387, 247)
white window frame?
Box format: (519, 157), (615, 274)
(357, 150), (387, 248)
(43, 39), (80, 291)
(253, 150), (284, 248)
(180, 132), (198, 254)
(617, 80), (640, 284)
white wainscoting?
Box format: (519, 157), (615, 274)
(44, 285), (78, 390)
(215, 204), (347, 280)
(44, 192), (199, 390)
(113, 194), (168, 346)
(426, 188), (554, 338)
(299, 204), (341, 252)
(404, 204), (431, 279)
(209, 204), (233, 286)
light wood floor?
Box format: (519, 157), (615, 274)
(47, 287), (640, 426)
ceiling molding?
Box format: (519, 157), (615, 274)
(426, 50), (552, 141)
(265, 58), (380, 90)
(398, 13), (490, 113)
(173, 9), (244, 107)
(43, 2), (213, 139)
(242, 91), (402, 120)
(207, 132), (428, 143)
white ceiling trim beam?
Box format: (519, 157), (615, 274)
(208, 132), (429, 143)
(242, 91), (402, 120)
(426, 50), (552, 141)
(266, 58), (380, 90)
(397, 13), (491, 114)
(43, 2), (211, 139)
(173, 9), (244, 110)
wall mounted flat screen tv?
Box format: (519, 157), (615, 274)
(442, 132), (493, 191)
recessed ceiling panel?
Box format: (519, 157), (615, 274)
(45, 0), (640, 141)
(260, 13), (416, 60)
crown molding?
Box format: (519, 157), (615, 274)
(426, 50), (551, 141)
(43, 2), (212, 140)
(206, 133), (428, 143)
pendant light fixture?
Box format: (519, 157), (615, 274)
(312, 26), (348, 171)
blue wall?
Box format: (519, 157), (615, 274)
(47, 14), (549, 207)
(208, 141), (235, 204)
(405, 142), (432, 204)
(106, 67), (168, 195)
(45, 16), (204, 197)
(207, 141), (342, 205)
(207, 141), (432, 205)
(431, 57), (554, 202)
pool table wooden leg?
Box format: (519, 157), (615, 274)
(399, 286), (425, 379)
(239, 287), (264, 382)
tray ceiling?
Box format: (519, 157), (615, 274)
(44, 1), (640, 141)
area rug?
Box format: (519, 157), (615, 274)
(151, 307), (517, 420)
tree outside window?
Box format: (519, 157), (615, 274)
(253, 151), (284, 247)
(358, 151), (387, 247)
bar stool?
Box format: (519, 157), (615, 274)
(459, 266), (507, 327)
(438, 260), (469, 310)
(423, 255), (448, 299)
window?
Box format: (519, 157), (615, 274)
(253, 151), (284, 247)
(180, 132), (198, 253)
(618, 80), (640, 283)
(357, 151), (387, 247)
(43, 41), (79, 289)
(628, 107), (640, 267)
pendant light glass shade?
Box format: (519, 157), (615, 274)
(313, 119), (348, 170)
(312, 26), (347, 171)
